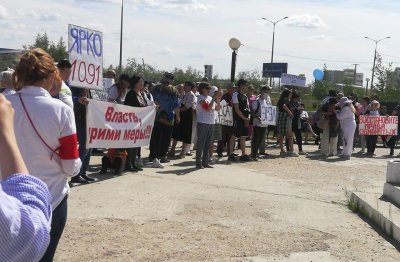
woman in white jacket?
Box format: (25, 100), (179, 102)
(7, 48), (82, 261)
(336, 97), (356, 159)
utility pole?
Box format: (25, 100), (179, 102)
(352, 64), (359, 85)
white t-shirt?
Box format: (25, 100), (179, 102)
(300, 111), (309, 119)
(251, 98), (268, 127)
(196, 95), (215, 124)
(108, 84), (127, 104)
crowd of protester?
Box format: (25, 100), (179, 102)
(1, 48), (400, 261)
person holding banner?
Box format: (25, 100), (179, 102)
(124, 75), (148, 171)
(217, 82), (236, 160)
(196, 82), (221, 169)
(107, 74), (130, 104)
(366, 100), (380, 156)
(388, 104), (400, 157)
(250, 86), (270, 160)
(7, 48), (82, 261)
(336, 97), (356, 159)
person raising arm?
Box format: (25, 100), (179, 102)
(0, 93), (52, 262)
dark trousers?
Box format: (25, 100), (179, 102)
(286, 128), (303, 152)
(367, 135), (378, 154)
(126, 147), (140, 168)
(149, 121), (173, 159)
(217, 125), (234, 156)
(39, 196), (68, 262)
(101, 156), (123, 173)
(388, 135), (398, 155)
(76, 126), (92, 177)
(251, 126), (266, 157)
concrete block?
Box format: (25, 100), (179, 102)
(383, 183), (400, 207)
(350, 191), (400, 245)
(386, 160), (400, 184)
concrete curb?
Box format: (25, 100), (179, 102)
(350, 191), (400, 245)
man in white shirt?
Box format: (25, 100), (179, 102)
(56, 59), (73, 108)
(251, 86), (270, 160)
(258, 85), (272, 156)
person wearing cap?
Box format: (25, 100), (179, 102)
(0, 69), (15, 95)
(232, 79), (252, 161)
(107, 74), (130, 104)
(106, 69), (117, 80)
(149, 72), (180, 168)
(250, 86), (270, 160)
(335, 97), (356, 159)
(56, 59), (73, 108)
(195, 82), (221, 169)
(217, 82), (237, 160)
(365, 100), (380, 156)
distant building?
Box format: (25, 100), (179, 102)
(0, 48), (23, 70)
(204, 65), (213, 80)
(326, 68), (363, 87)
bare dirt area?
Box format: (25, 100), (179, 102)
(56, 144), (400, 261)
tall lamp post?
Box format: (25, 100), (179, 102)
(262, 16), (288, 86)
(365, 78), (370, 96)
(364, 36), (390, 91)
(229, 38), (241, 83)
(118, 0), (124, 75)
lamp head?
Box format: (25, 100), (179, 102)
(229, 38), (241, 51)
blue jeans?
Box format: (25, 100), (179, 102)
(39, 196), (68, 262)
(77, 126), (92, 176)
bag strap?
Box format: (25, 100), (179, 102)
(18, 93), (60, 160)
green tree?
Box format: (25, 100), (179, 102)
(23, 32), (68, 62)
(236, 69), (268, 89)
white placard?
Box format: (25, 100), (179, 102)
(281, 73), (306, 87)
(260, 105), (277, 126)
(68, 24), (103, 90)
(86, 99), (156, 148)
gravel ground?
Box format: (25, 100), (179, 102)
(56, 144), (400, 261)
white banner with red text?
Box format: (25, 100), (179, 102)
(359, 116), (398, 135)
(86, 99), (156, 148)
(68, 24), (103, 90)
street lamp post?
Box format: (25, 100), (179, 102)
(364, 36), (390, 90)
(229, 38), (241, 83)
(365, 78), (370, 96)
(119, 0), (124, 75)
(262, 16), (288, 86)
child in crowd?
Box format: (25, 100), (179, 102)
(101, 149), (128, 175)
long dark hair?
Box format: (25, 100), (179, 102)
(277, 88), (292, 108)
(130, 75), (143, 91)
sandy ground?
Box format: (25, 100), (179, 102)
(55, 143), (400, 262)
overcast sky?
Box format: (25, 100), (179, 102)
(1, 0), (400, 84)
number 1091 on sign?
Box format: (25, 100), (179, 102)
(70, 59), (101, 86)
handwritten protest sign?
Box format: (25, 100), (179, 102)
(281, 73), (306, 87)
(260, 105), (277, 126)
(359, 116), (398, 135)
(86, 99), (156, 148)
(68, 24), (103, 90)
(90, 78), (115, 102)
(214, 100), (233, 126)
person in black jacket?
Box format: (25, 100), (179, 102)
(124, 75), (147, 171)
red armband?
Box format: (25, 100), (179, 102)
(201, 102), (210, 110)
(58, 134), (79, 160)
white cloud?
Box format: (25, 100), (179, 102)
(133, 0), (212, 13)
(19, 10), (61, 21)
(156, 46), (172, 55)
(310, 34), (333, 40)
(284, 14), (327, 29)
(0, 4), (8, 19)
